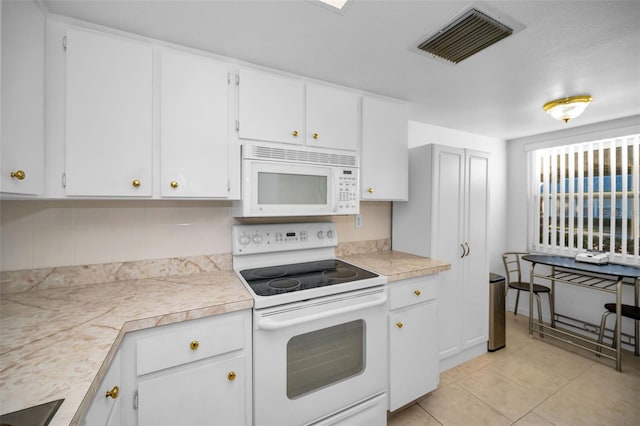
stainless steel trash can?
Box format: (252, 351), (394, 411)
(488, 273), (506, 351)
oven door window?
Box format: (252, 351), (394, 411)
(286, 320), (364, 399)
(258, 172), (327, 205)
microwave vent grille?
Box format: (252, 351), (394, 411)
(250, 145), (357, 167)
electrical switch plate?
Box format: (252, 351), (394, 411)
(355, 214), (363, 229)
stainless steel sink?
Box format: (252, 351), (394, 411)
(0, 399), (63, 426)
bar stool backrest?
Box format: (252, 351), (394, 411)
(501, 252), (529, 292)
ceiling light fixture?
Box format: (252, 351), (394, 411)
(543, 95), (593, 123)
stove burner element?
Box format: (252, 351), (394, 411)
(252, 267), (287, 279)
(267, 278), (301, 290)
(323, 268), (359, 280)
(314, 260), (339, 269)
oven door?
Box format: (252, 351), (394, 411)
(253, 287), (388, 426)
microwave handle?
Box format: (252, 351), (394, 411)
(255, 293), (387, 331)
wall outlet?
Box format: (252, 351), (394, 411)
(355, 214), (363, 229)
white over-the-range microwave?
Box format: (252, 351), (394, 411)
(232, 143), (360, 217)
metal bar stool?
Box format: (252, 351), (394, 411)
(502, 252), (554, 332)
(598, 303), (640, 355)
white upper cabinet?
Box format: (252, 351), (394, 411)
(65, 28), (153, 196)
(160, 49), (229, 198)
(237, 68), (359, 151)
(238, 68), (304, 145)
(0, 0), (45, 195)
(361, 96), (408, 200)
(305, 83), (359, 151)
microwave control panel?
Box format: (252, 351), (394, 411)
(336, 169), (359, 214)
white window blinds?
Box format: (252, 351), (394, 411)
(530, 134), (640, 264)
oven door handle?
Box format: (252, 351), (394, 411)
(255, 294), (387, 331)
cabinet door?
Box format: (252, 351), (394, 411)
(238, 68), (304, 145)
(361, 97), (408, 200)
(65, 28), (152, 196)
(0, 0), (45, 195)
(160, 49), (228, 197)
(388, 300), (438, 411)
(306, 83), (359, 151)
(81, 352), (122, 426)
(431, 146), (465, 359)
(462, 150), (490, 348)
(137, 356), (247, 426)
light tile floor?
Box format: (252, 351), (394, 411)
(388, 313), (640, 426)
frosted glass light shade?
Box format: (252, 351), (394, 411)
(543, 95), (592, 123)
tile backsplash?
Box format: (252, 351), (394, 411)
(0, 200), (391, 271)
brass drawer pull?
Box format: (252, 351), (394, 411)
(10, 170), (26, 180)
(396, 322), (403, 329)
(228, 371), (237, 381)
(190, 340), (199, 350)
(105, 386), (119, 399)
(414, 290), (421, 296)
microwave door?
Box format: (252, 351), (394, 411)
(250, 162), (333, 216)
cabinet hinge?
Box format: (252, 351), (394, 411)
(61, 173), (66, 188)
(62, 36), (67, 51)
(133, 390), (138, 410)
(227, 180), (231, 192)
(235, 120), (239, 132)
(227, 72), (231, 85)
(235, 73), (240, 86)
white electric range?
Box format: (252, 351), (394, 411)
(232, 222), (388, 426)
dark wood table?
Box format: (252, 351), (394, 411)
(523, 254), (640, 371)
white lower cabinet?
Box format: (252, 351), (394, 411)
(388, 276), (439, 411)
(81, 351), (122, 426)
(137, 355), (246, 426)
(82, 310), (251, 426)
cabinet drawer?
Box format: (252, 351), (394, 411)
(389, 275), (437, 310)
(136, 312), (246, 376)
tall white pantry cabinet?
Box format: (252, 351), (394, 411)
(392, 144), (490, 371)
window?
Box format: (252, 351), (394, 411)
(530, 134), (639, 264)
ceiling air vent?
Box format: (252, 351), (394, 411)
(416, 8), (513, 64)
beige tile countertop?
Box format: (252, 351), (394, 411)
(341, 250), (451, 282)
(0, 270), (252, 426)
(0, 248), (447, 425)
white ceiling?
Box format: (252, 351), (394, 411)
(41, 0), (640, 140)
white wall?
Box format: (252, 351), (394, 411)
(408, 120), (508, 274)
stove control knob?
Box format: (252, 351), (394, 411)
(326, 230), (335, 239)
(239, 235), (251, 245)
(252, 234), (264, 244)
(317, 230), (325, 239)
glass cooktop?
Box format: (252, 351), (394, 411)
(239, 259), (379, 297)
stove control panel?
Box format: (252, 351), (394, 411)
(233, 222), (337, 255)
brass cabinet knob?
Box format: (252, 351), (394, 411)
(10, 170), (26, 180)
(414, 290), (421, 296)
(132, 179), (141, 188)
(170, 181), (179, 188)
(396, 322), (403, 329)
(228, 371), (237, 381)
(292, 130), (298, 137)
(190, 340), (199, 350)
(312, 133), (319, 139)
(368, 187), (374, 193)
(105, 386), (119, 399)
